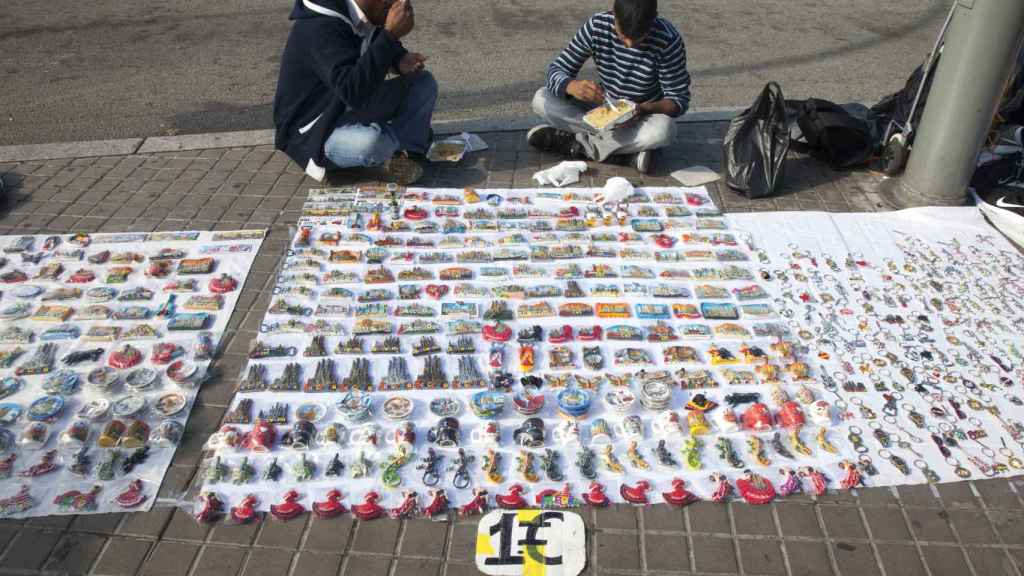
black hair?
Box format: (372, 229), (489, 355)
(613, 0), (657, 41)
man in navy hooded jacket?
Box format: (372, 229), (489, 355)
(274, 0), (436, 183)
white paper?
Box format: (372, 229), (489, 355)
(0, 230), (264, 518)
(671, 165), (721, 187)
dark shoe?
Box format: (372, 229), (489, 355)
(378, 153), (424, 185)
(527, 125), (586, 159)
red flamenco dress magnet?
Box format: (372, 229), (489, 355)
(230, 495), (260, 524)
(115, 479), (150, 509)
(582, 482), (610, 507)
(620, 480), (651, 505)
(736, 470), (776, 505)
(313, 489), (347, 519)
(662, 478), (699, 508)
(270, 490), (306, 521)
(352, 491), (385, 521)
(495, 484), (528, 509)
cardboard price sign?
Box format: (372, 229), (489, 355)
(475, 509), (586, 576)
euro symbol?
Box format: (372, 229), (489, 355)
(518, 511), (564, 566)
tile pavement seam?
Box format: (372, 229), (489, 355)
(391, 519), (407, 574)
(893, 491), (936, 576)
(637, 505), (648, 574)
(769, 503), (794, 576)
(930, 487), (980, 576)
(726, 502), (746, 576)
(971, 481), (1024, 576)
(811, 499), (843, 576)
(682, 505), (697, 574)
(438, 516), (457, 576)
(853, 501), (890, 576)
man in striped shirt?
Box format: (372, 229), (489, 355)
(528, 0), (691, 174)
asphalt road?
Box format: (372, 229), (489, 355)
(0, 0), (951, 145)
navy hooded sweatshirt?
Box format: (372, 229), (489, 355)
(273, 0), (408, 181)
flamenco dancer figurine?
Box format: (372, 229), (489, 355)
(459, 488), (489, 517)
(389, 490), (419, 519)
(777, 468), (802, 497)
(662, 478), (699, 508)
(195, 492), (225, 523)
(709, 473), (734, 503)
(423, 488), (449, 518)
(799, 466), (829, 496)
(839, 460), (863, 490)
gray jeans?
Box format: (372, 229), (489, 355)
(531, 87), (677, 161)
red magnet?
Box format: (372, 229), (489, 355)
(313, 489), (347, 518)
(742, 403), (773, 432)
(270, 490), (305, 521)
(496, 484), (528, 509)
(209, 273), (238, 293)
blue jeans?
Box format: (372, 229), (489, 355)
(324, 71), (438, 168)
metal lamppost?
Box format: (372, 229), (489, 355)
(880, 0), (1024, 208)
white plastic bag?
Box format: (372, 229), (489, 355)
(594, 176), (634, 204)
(532, 161), (588, 187)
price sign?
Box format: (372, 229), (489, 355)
(475, 509), (586, 576)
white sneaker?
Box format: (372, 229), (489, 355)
(634, 150), (652, 174)
(973, 187), (1024, 247)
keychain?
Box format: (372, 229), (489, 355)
(1000, 438), (1024, 470)
(851, 397), (877, 420)
(914, 459), (940, 483)
(848, 426), (868, 454)
(878, 449), (910, 475)
(858, 454), (879, 476)
(869, 421), (892, 448)
(905, 404), (925, 428)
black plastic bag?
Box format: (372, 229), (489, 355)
(789, 98), (876, 170)
(723, 82), (790, 198)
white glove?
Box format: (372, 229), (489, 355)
(533, 161), (589, 187)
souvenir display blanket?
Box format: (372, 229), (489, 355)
(193, 186), (1024, 522)
(0, 230), (265, 517)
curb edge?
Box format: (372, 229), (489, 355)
(0, 108), (741, 163)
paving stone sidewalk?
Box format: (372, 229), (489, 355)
(0, 121), (1021, 576)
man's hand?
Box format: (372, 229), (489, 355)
(636, 99), (682, 116)
(385, 0), (414, 39)
(566, 79), (605, 104)
(398, 52), (427, 75)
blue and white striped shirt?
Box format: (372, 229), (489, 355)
(546, 11), (691, 117)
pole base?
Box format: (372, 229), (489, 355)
(877, 176), (969, 210)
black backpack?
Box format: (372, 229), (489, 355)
(790, 98), (875, 170)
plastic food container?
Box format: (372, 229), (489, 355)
(583, 100), (637, 131)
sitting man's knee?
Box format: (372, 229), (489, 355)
(532, 87), (554, 118)
(326, 125), (398, 168)
(411, 70), (438, 99)
(641, 114), (677, 149)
